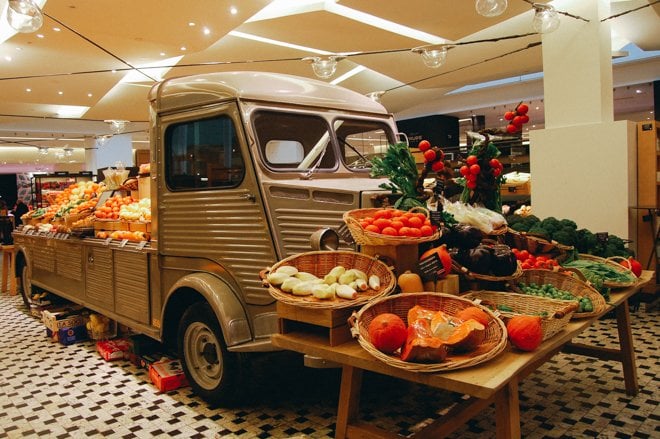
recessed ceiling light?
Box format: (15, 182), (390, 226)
(87, 93), (92, 97)
(53, 27), (61, 32)
(230, 6), (238, 15)
(4, 55), (11, 61)
(36, 34), (44, 38)
(15, 47), (22, 51)
(160, 52), (166, 56)
(26, 88), (31, 92)
(180, 46), (187, 51)
(58, 91), (63, 95)
(188, 22), (196, 26)
(203, 27), (210, 35)
(535, 106), (540, 110)
(635, 89), (642, 94)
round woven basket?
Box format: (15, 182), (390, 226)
(462, 290), (577, 340)
(451, 259), (523, 282)
(342, 207), (440, 246)
(350, 292), (507, 373)
(266, 251), (395, 309)
(505, 229), (574, 262)
(576, 254), (638, 288)
(508, 269), (607, 319)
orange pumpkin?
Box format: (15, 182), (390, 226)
(397, 271), (424, 294)
(443, 319), (486, 352)
(368, 313), (408, 354)
(506, 315), (543, 351)
(420, 244), (452, 277)
(457, 306), (490, 327)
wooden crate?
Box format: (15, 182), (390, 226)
(277, 302), (354, 347)
(94, 220), (129, 231)
(500, 180), (531, 196)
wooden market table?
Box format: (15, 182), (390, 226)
(271, 271), (653, 439)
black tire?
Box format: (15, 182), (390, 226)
(20, 264), (31, 309)
(177, 302), (241, 406)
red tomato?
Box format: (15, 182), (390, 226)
(407, 216), (423, 228)
(512, 115), (524, 127)
(489, 158), (501, 169)
(459, 165), (470, 176)
(466, 180), (477, 189)
(431, 161), (445, 172)
(469, 164), (481, 175)
(504, 111), (515, 121)
(418, 140), (431, 151)
(466, 155), (478, 165)
(506, 124), (518, 134)
(365, 224), (380, 233)
(519, 250), (530, 260)
(420, 225), (434, 236)
(423, 149), (437, 162)
(381, 227), (398, 236)
(516, 103), (529, 115)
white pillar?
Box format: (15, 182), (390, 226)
(84, 136), (97, 174)
(529, 0), (637, 240)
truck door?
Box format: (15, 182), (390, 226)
(157, 103), (277, 306)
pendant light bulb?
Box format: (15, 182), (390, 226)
(475, 0), (508, 18)
(303, 56), (344, 79)
(7, 0), (44, 33)
(532, 3), (560, 34)
(365, 91), (385, 103)
(413, 45), (448, 69)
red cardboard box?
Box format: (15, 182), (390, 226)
(97, 339), (131, 361)
(149, 358), (189, 392)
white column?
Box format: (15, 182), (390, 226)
(529, 0), (637, 240)
(84, 136), (97, 174)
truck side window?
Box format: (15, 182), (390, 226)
(253, 110), (337, 171)
(165, 115), (245, 190)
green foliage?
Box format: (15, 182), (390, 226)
(370, 142), (423, 209)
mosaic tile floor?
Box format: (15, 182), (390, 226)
(0, 290), (657, 438)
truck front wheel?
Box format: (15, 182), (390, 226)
(177, 302), (240, 405)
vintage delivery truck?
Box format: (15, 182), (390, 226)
(12, 71), (405, 404)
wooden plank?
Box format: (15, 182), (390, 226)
(336, 365), (363, 439)
(615, 300), (639, 396)
(562, 343), (622, 361)
(414, 395), (495, 439)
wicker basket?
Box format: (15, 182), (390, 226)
(505, 229), (574, 262)
(508, 269), (607, 319)
(462, 290), (576, 340)
(64, 209), (93, 227)
(575, 254), (638, 288)
(350, 292), (507, 373)
(266, 251), (395, 309)
(451, 259), (523, 282)
(342, 207), (440, 246)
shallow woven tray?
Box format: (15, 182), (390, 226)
(462, 290), (577, 341)
(505, 229), (574, 262)
(508, 269), (607, 319)
(451, 259), (523, 282)
(574, 254), (638, 288)
(265, 251), (395, 309)
(350, 292), (507, 373)
(342, 207), (440, 246)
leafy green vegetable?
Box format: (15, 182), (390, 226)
(370, 142), (424, 210)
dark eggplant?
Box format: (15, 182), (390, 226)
(467, 244), (493, 274)
(490, 244), (518, 276)
(453, 224), (483, 249)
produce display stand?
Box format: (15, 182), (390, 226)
(271, 271), (653, 439)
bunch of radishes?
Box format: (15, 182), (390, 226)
(504, 103), (530, 133)
(418, 139), (446, 172)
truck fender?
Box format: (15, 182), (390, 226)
(165, 272), (252, 348)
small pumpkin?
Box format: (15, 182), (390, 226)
(506, 315), (543, 351)
(368, 313), (408, 354)
(456, 306), (490, 327)
(397, 271), (424, 294)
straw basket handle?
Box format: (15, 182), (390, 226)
(606, 256), (634, 274)
(348, 311), (360, 338)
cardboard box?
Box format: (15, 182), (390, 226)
(149, 358), (189, 392)
(97, 339), (131, 361)
(138, 352), (169, 369)
(138, 175), (151, 200)
(500, 180), (531, 196)
(42, 306), (84, 333)
(54, 325), (88, 345)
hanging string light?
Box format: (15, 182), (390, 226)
(411, 45), (450, 68)
(6, 0), (44, 33)
(104, 119), (129, 134)
(532, 3), (561, 34)
(365, 91), (385, 103)
(303, 56), (345, 79)
(475, 0), (508, 18)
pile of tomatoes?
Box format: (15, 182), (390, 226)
(512, 248), (560, 270)
(94, 195), (137, 220)
(358, 208), (437, 237)
(504, 103), (530, 134)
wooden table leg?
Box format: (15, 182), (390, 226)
(615, 300), (639, 396)
(335, 365), (363, 439)
(495, 379), (521, 439)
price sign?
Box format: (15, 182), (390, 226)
(104, 237), (113, 246)
(136, 241), (148, 250)
(417, 253), (445, 282)
(47, 232), (55, 238)
(119, 239), (129, 248)
(336, 223), (355, 245)
(596, 232), (609, 244)
(429, 210), (443, 226)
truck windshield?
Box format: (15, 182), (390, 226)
(253, 110), (392, 173)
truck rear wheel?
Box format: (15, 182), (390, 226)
(177, 302), (240, 405)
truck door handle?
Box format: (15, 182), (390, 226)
(240, 193), (256, 202)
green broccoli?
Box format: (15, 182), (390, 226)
(552, 229), (577, 246)
(575, 229), (597, 253)
(528, 223), (550, 238)
(559, 218), (578, 230)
